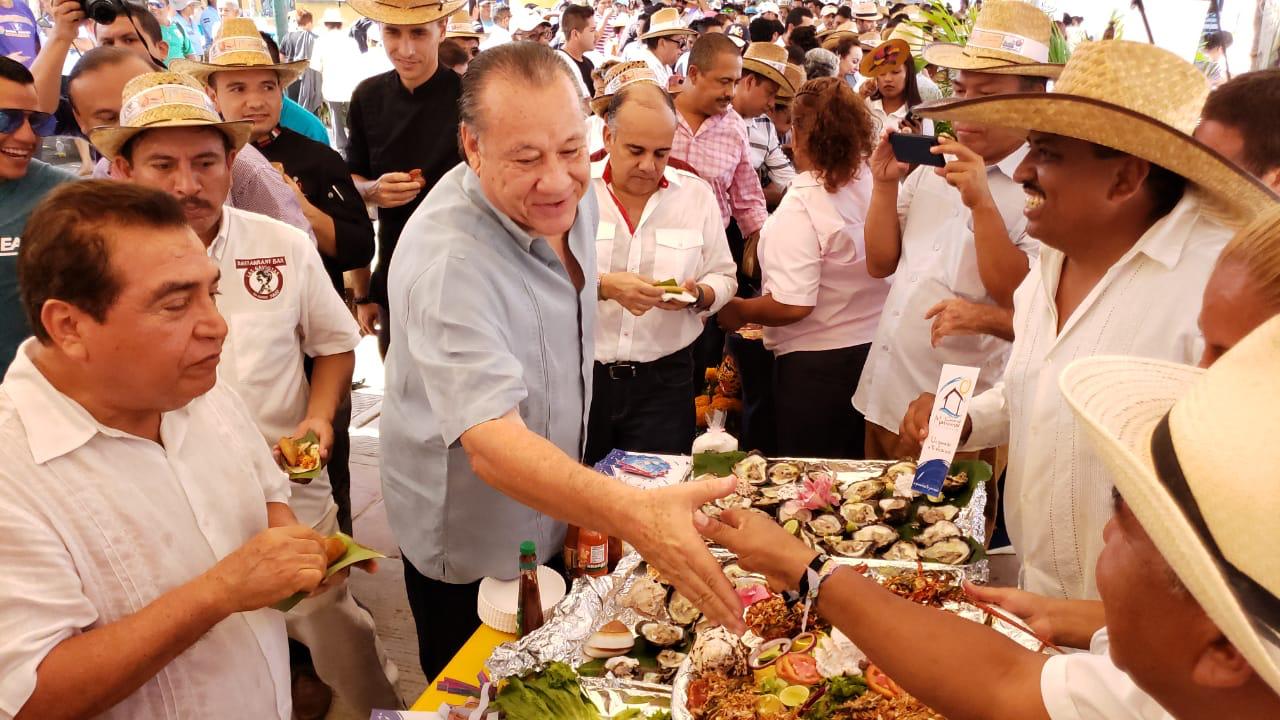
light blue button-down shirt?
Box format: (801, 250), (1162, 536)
(383, 163), (598, 583)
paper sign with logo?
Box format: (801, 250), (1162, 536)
(912, 364), (981, 497)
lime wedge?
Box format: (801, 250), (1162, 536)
(779, 685), (810, 708)
(756, 694), (786, 716)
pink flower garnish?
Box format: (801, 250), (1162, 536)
(798, 473), (839, 511)
(736, 583), (773, 607)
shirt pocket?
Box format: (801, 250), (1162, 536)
(225, 310), (301, 388)
(652, 228), (704, 283)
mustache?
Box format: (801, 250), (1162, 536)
(180, 197), (215, 212)
(1022, 182), (1044, 195)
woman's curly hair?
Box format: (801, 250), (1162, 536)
(790, 76), (875, 193)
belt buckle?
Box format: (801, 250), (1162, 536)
(608, 363), (637, 380)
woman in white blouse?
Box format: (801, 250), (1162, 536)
(863, 50), (934, 138)
(718, 77), (890, 458)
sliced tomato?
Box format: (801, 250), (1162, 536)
(865, 664), (903, 698)
(686, 677), (709, 711)
(775, 652), (822, 686)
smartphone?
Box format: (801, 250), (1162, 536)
(889, 132), (945, 168)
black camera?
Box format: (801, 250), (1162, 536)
(81, 0), (128, 25)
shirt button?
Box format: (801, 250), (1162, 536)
(910, 273), (918, 283)
(893, 311), (900, 317)
(933, 243), (941, 251)
(881, 344), (888, 351)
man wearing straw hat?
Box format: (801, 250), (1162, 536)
(91, 71), (402, 714)
(899, 40), (1278, 602)
(586, 77), (737, 465)
(735, 42), (794, 208)
(853, 0), (1058, 529)
(633, 6), (696, 90)
(700, 315), (1280, 720)
(342, 0), (466, 353)
(852, 1), (880, 33)
(382, 42), (747, 679)
(444, 8), (484, 56)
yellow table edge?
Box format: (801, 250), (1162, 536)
(412, 625), (515, 711)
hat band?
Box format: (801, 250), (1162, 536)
(605, 69), (659, 95)
(121, 83), (219, 126)
(747, 56), (788, 74)
(211, 35), (270, 62)
(1151, 416), (1280, 632)
(967, 28), (1049, 63)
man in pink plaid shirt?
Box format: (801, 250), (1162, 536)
(672, 33), (767, 241)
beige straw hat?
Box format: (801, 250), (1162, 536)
(858, 30), (883, 50)
(775, 62), (806, 101)
(816, 21), (858, 43)
(347, 0), (465, 25)
(923, 1), (1062, 79)
(589, 60), (660, 116)
(639, 7), (696, 40)
(741, 42), (793, 95)
(885, 21), (929, 54)
(89, 72), (252, 160)
(915, 40), (1278, 222)
(444, 9), (485, 38)
(1060, 312), (1280, 698)
(852, 2), (881, 20)
(171, 18), (307, 87)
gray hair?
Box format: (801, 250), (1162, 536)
(804, 47), (839, 79)
(604, 81), (675, 131)
(459, 42), (580, 136)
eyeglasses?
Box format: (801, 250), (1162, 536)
(0, 109), (57, 137)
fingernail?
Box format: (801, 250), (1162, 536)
(693, 510), (710, 530)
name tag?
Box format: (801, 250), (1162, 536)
(912, 364), (981, 497)
(655, 228), (703, 250)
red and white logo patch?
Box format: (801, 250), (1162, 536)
(235, 256), (286, 300)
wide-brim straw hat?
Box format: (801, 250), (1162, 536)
(859, 37), (909, 77)
(640, 7), (696, 40)
(1059, 313), (1280, 698)
(171, 18), (307, 87)
(444, 9), (484, 38)
(589, 60), (660, 116)
(915, 40), (1278, 223)
(742, 42), (793, 94)
(852, 1), (881, 19)
(775, 62), (806, 100)
(922, 0), (1062, 79)
(347, 0), (465, 25)
(885, 20), (929, 54)
(858, 30), (883, 50)
(817, 21), (858, 43)
(89, 72), (252, 160)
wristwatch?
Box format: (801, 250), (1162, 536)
(353, 296), (376, 306)
(692, 284), (707, 310)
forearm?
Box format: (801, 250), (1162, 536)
(1047, 598), (1106, 649)
(865, 181), (903, 278)
(763, 182), (786, 209)
(973, 302), (1015, 342)
(349, 267), (371, 298)
(30, 37), (71, 114)
(351, 174), (375, 202)
(304, 352), (354, 424)
(301, 202), (338, 258)
(734, 294), (811, 327)
(17, 576), (229, 720)
(817, 568), (1050, 720)
(971, 203), (1030, 309)
(461, 415), (643, 539)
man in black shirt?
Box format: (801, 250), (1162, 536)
(557, 3), (596, 99)
(345, 0), (467, 355)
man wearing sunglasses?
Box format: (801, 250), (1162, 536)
(0, 57), (73, 374)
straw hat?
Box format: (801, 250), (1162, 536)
(923, 1), (1062, 79)
(859, 37), (909, 77)
(589, 60), (660, 116)
(89, 72), (252, 160)
(775, 62), (806, 101)
(347, 0), (466, 25)
(817, 21), (858, 43)
(741, 42), (793, 95)
(885, 21), (929, 54)
(1059, 313), (1280, 698)
(640, 7), (696, 40)
(852, 1), (881, 20)
(171, 18), (307, 87)
(915, 40), (1278, 222)
(444, 9), (484, 38)
(858, 30), (883, 50)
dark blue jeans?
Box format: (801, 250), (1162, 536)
(584, 345), (697, 465)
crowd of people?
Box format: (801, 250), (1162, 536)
(1, 0), (1279, 718)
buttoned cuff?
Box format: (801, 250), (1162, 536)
(700, 273), (738, 315)
(959, 382), (1009, 451)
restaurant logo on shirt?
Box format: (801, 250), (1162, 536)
(235, 256), (286, 300)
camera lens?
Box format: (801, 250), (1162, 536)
(82, 0), (119, 25)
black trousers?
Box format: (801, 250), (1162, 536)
(727, 331), (777, 456)
(404, 553), (565, 681)
(773, 343), (872, 459)
(584, 345), (697, 465)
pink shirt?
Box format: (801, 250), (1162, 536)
(672, 107), (768, 236)
(759, 168), (890, 356)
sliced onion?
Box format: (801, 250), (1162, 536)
(748, 637), (793, 669)
(790, 632), (816, 653)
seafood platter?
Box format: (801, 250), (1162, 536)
(697, 456), (990, 568)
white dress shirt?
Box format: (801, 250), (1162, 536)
(865, 97), (935, 139)
(1040, 629), (1172, 719)
(0, 342), (291, 720)
(853, 147), (1035, 432)
(208, 207), (361, 528)
(592, 158), (737, 363)
(758, 168), (890, 356)
(962, 192), (1231, 599)
(310, 28), (363, 103)
(628, 44), (672, 88)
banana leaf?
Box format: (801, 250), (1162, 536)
(281, 430), (324, 481)
(272, 532), (386, 612)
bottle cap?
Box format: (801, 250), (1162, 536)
(520, 540), (536, 555)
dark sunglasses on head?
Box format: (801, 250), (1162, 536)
(0, 109), (57, 137)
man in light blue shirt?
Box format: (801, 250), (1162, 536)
(380, 42), (744, 679)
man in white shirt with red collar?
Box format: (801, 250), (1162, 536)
(0, 180), (333, 720)
(95, 72), (401, 712)
(588, 78), (736, 463)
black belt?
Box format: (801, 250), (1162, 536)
(598, 347), (692, 381)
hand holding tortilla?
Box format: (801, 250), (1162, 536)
(276, 431), (324, 481)
(273, 532), (386, 612)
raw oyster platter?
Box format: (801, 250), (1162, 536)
(696, 455), (991, 568)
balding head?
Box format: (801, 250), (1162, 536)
(603, 82), (678, 198)
(68, 47), (155, 135)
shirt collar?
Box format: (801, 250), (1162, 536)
(3, 340), (188, 464)
(993, 144), (1029, 179)
(206, 205), (232, 262)
(462, 164), (574, 253)
(594, 154), (674, 188)
(1129, 191), (1202, 270)
(790, 170), (822, 189)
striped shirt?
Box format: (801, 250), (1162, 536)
(671, 107), (768, 236)
(747, 114), (795, 190)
